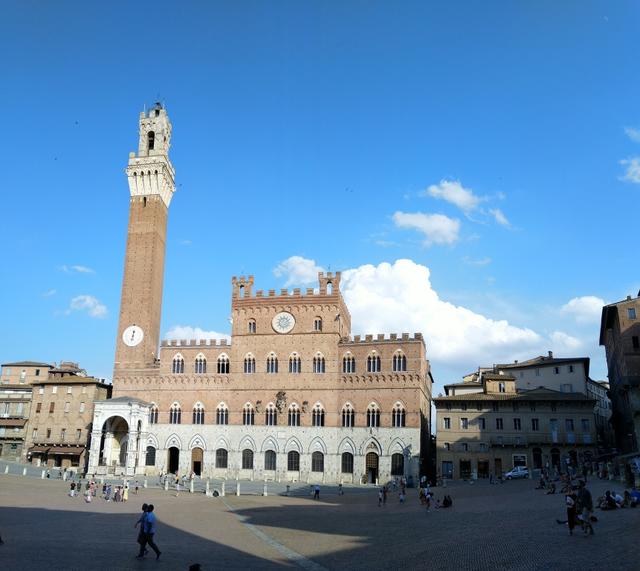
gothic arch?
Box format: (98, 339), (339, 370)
(146, 434), (160, 449)
(188, 433), (207, 451)
(308, 436), (327, 454)
(214, 435), (230, 450)
(238, 435), (256, 452)
(284, 436), (303, 453)
(165, 433), (182, 449)
(261, 436), (279, 453)
(338, 437), (357, 455)
(389, 437), (407, 454)
(359, 437), (382, 456)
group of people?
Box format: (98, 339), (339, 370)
(597, 488), (640, 510)
(417, 485), (452, 511)
(134, 503), (162, 560)
(65, 478), (141, 504)
(557, 481), (595, 536)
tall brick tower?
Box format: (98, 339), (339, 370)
(114, 103), (175, 374)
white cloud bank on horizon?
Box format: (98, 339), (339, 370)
(67, 295), (107, 318)
(164, 325), (231, 342)
(560, 295), (607, 324)
(392, 212), (461, 246)
(273, 255), (324, 286)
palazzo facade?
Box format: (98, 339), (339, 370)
(87, 104), (433, 485)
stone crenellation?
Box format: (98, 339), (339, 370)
(160, 338), (230, 347)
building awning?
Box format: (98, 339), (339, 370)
(49, 446), (85, 455)
(29, 446), (51, 454)
(0, 418), (27, 427)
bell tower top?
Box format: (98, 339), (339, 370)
(126, 102), (176, 208)
(137, 102), (172, 157)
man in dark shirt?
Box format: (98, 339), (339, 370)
(577, 482), (594, 536)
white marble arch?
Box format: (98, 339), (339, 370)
(308, 436), (327, 454)
(389, 437), (407, 454)
(213, 435), (230, 451)
(284, 436), (303, 453)
(337, 437), (357, 455)
(261, 435), (279, 453)
(188, 433), (207, 450)
(165, 433), (182, 450)
(146, 433), (160, 449)
(238, 435), (257, 452)
(359, 437), (382, 456)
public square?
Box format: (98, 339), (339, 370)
(1, 471), (638, 571)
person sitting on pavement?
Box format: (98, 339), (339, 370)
(536, 477), (546, 490)
(546, 483), (556, 495)
(442, 495), (452, 508)
(612, 491), (624, 508)
(628, 488), (640, 507)
(599, 491), (617, 510)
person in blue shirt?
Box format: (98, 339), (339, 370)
(137, 504), (161, 559)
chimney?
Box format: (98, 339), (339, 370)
(548, 351), (553, 358)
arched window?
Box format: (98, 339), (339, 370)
(312, 403), (325, 427)
(244, 354), (256, 374)
(266, 354), (278, 374)
(288, 404), (300, 427)
(194, 355), (207, 374)
(215, 448), (228, 469)
(392, 352), (407, 372)
(242, 449), (254, 470)
(217, 354), (230, 374)
(148, 131), (155, 150)
(264, 450), (277, 471)
(342, 354), (356, 373)
(342, 403), (355, 428)
(311, 451), (324, 473)
(265, 403), (277, 426)
(149, 404), (159, 424)
(367, 353), (381, 373)
(216, 403), (229, 425)
(169, 403), (182, 424)
(172, 354), (184, 374)
(242, 403), (255, 426)
(289, 353), (301, 374)
(287, 450), (300, 471)
(145, 446), (156, 466)
(392, 403), (406, 428)
(341, 452), (354, 473)
(192, 402), (205, 425)
(313, 317), (322, 332)
(391, 453), (404, 476)
(366, 403), (380, 428)
(248, 319), (256, 334)
(313, 353), (326, 374)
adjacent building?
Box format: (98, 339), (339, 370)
(0, 361), (52, 461)
(434, 369), (596, 480)
(600, 293), (640, 453)
(87, 104), (433, 484)
(25, 362), (111, 470)
(586, 378), (614, 450)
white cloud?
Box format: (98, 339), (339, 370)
(273, 256), (325, 286)
(624, 127), (640, 143)
(67, 295), (107, 318)
(392, 211), (460, 246)
(620, 157), (640, 183)
(42, 289), (57, 297)
(549, 331), (583, 352)
(463, 256), (491, 267)
(424, 179), (482, 213)
(489, 208), (510, 227)
(164, 325), (230, 342)
(560, 295), (606, 324)
(60, 264), (95, 274)
(179, 239), (192, 246)
(340, 259), (544, 369)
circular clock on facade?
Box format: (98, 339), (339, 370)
(122, 325), (144, 347)
(272, 312), (295, 334)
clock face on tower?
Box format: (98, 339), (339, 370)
(272, 312), (295, 334)
(122, 325), (144, 347)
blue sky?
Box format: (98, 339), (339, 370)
(1, 1), (638, 390)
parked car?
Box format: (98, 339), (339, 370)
(505, 466), (529, 480)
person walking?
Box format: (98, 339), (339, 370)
(382, 486), (388, 506)
(565, 487), (577, 535)
(577, 481), (594, 536)
(313, 484), (320, 500)
(137, 504), (161, 560)
(135, 503), (149, 556)
(123, 483), (129, 503)
(378, 488), (383, 507)
(134, 480), (139, 495)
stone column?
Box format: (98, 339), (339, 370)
(87, 430), (102, 473)
(126, 431), (139, 476)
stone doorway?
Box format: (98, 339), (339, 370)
(168, 447), (180, 474)
(366, 452), (379, 483)
(191, 447), (203, 476)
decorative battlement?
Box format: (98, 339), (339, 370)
(231, 271), (342, 302)
(160, 338), (231, 348)
(341, 333), (423, 344)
